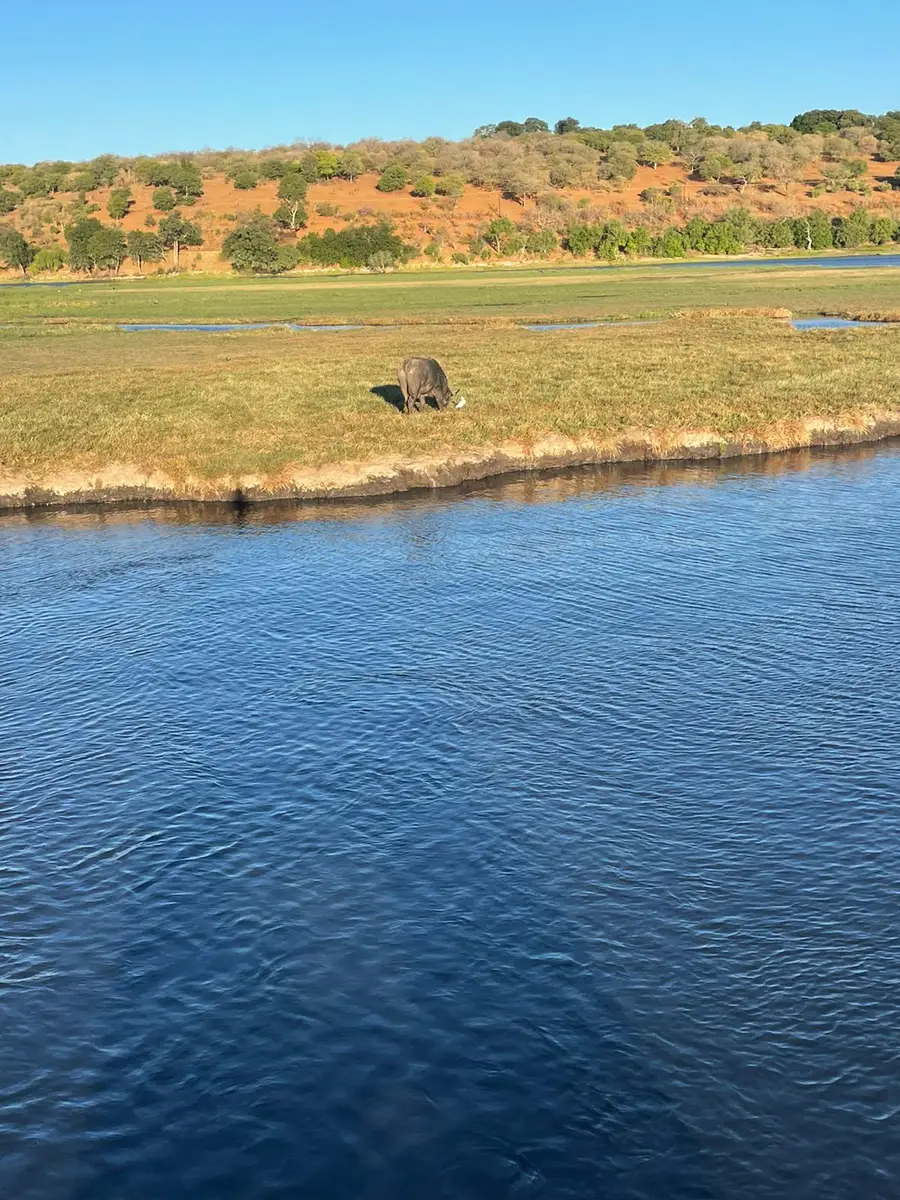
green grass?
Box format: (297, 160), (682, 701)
(1, 318), (898, 485)
(2, 259), (900, 325)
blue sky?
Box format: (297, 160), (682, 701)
(4, 0), (898, 163)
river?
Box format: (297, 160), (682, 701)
(2, 446), (899, 1199)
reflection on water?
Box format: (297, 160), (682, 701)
(4, 438), (897, 533)
(2, 440), (900, 1200)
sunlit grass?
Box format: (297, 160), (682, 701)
(2, 318), (898, 485)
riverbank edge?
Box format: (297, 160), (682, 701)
(3, 411), (900, 511)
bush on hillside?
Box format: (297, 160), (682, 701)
(376, 164), (408, 192)
(297, 222), (415, 268)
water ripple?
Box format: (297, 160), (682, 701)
(1, 448), (899, 1198)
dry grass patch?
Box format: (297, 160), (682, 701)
(1, 318), (898, 485)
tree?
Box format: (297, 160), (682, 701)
(0, 227), (34, 276)
(870, 215), (898, 244)
(554, 117), (581, 135)
(338, 150), (365, 181)
(435, 171), (465, 198)
(483, 216), (516, 253)
(411, 175), (437, 197)
(126, 230), (164, 272)
(232, 169), (259, 190)
(260, 158), (290, 180)
(314, 150), (340, 179)
(152, 187), (176, 212)
(0, 190), (19, 214)
(221, 214), (281, 272)
(496, 120), (525, 137)
(525, 229), (557, 255)
(170, 162), (204, 200)
(698, 153), (735, 183)
(107, 186), (132, 220)
(598, 144), (638, 182)
(834, 207), (873, 248)
(89, 226), (127, 272)
(65, 217), (105, 271)
(523, 117), (549, 133)
(792, 210), (833, 250)
(376, 163), (408, 192)
(157, 213), (203, 268)
(30, 247), (68, 272)
(275, 171), (308, 230)
(637, 140), (672, 168)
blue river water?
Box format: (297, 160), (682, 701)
(2, 446), (900, 1199)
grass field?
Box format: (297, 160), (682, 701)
(2, 258), (900, 326)
(2, 317), (899, 494)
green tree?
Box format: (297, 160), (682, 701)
(107, 186), (132, 220)
(376, 163), (408, 192)
(157, 213), (203, 268)
(314, 150), (340, 179)
(152, 187), (176, 212)
(525, 229), (557, 255)
(221, 214), (281, 272)
(653, 227), (687, 257)
(260, 158), (290, 180)
(89, 226), (127, 272)
(435, 172), (465, 197)
(0, 190), (19, 214)
(792, 210), (833, 250)
(554, 117), (581, 135)
(598, 144), (638, 182)
(834, 207), (873, 247)
(411, 175), (437, 197)
(637, 139), (672, 168)
(65, 217), (105, 271)
(275, 171), (308, 230)
(338, 150), (365, 181)
(232, 169), (259, 190)
(296, 222), (415, 268)
(698, 153), (735, 183)
(30, 246), (68, 272)
(523, 117), (549, 133)
(126, 230), (164, 272)
(871, 215), (898, 244)
(170, 162), (204, 200)
(483, 216), (516, 253)
(496, 120), (525, 137)
(0, 227), (34, 276)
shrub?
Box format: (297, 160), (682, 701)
(0, 190), (19, 214)
(451, 251), (469, 264)
(525, 229), (557, 255)
(30, 246), (68, 272)
(411, 175), (437, 197)
(152, 187), (176, 212)
(222, 215), (280, 272)
(367, 250), (394, 271)
(232, 169), (259, 191)
(298, 222), (415, 268)
(315, 202), (340, 216)
(435, 172), (465, 198)
(376, 164), (408, 192)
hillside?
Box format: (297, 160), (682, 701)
(2, 109), (900, 276)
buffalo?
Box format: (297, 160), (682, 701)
(397, 357), (459, 414)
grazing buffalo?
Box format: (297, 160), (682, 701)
(398, 357), (455, 414)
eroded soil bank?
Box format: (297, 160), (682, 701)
(3, 413), (899, 510)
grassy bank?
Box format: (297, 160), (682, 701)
(3, 259), (900, 326)
(1, 317), (898, 503)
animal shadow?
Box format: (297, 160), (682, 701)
(371, 384), (442, 413)
(370, 384), (405, 413)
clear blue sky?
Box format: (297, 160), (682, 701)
(5, 0), (898, 164)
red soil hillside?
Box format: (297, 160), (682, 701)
(6, 158), (900, 274)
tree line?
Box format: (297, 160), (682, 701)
(2, 108), (899, 223)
